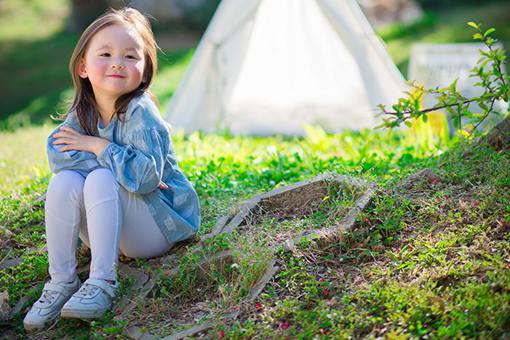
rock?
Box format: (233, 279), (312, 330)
(0, 290), (11, 321)
(0, 257), (22, 271)
(400, 168), (442, 191)
(478, 115), (510, 151)
(9, 295), (30, 319)
(126, 325), (157, 340)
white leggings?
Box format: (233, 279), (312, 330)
(45, 169), (172, 283)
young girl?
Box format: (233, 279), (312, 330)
(23, 7), (200, 332)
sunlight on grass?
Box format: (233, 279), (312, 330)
(0, 123), (451, 198)
(0, 126), (52, 193)
(0, 0), (69, 41)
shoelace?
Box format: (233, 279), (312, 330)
(76, 284), (100, 298)
(39, 290), (59, 305)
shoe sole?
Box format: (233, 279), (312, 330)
(23, 316), (59, 333)
(60, 307), (107, 320)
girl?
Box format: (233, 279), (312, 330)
(23, 7), (200, 332)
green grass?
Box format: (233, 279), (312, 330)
(2, 124), (509, 338)
(83, 137), (509, 338)
(0, 126), (51, 193)
(0, 0), (509, 338)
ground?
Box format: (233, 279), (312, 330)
(0, 0), (509, 338)
(0, 129), (509, 338)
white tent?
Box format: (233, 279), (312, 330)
(164, 0), (406, 135)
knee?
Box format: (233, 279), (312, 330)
(83, 169), (119, 202)
(47, 170), (84, 204)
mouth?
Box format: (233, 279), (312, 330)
(107, 74), (126, 78)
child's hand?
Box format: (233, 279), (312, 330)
(53, 126), (110, 156)
(158, 181), (169, 190)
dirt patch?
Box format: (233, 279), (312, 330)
(117, 173), (376, 338)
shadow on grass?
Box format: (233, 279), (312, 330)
(0, 29), (78, 129)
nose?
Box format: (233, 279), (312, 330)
(111, 58), (124, 69)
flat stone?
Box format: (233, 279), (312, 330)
(203, 172), (376, 249)
(9, 295), (30, 319)
(0, 290), (11, 321)
(0, 257), (22, 271)
(162, 322), (214, 340)
(247, 259), (278, 301)
(119, 263), (150, 291)
(126, 325), (157, 340)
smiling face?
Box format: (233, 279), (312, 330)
(78, 23), (145, 100)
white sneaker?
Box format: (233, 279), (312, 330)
(23, 277), (80, 332)
(60, 278), (117, 319)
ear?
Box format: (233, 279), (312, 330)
(78, 58), (87, 78)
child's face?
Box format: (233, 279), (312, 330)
(79, 23), (145, 100)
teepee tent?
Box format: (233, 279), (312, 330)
(165, 0), (406, 135)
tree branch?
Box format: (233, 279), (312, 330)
(383, 98), (477, 116)
(470, 97), (497, 134)
(486, 43), (508, 89)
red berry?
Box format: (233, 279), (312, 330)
(280, 322), (289, 330)
(255, 302), (263, 309)
(322, 289), (329, 297)
(217, 330), (225, 338)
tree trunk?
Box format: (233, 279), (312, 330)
(67, 0), (109, 33)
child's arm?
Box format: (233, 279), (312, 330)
(47, 111), (101, 177)
(95, 125), (170, 194)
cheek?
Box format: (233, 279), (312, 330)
(128, 62), (145, 80)
(87, 59), (109, 77)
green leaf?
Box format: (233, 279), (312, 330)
(465, 123), (475, 130)
(473, 33), (483, 40)
(467, 21), (479, 29)
(449, 80), (458, 92)
(459, 129), (470, 138)
(484, 28), (496, 37)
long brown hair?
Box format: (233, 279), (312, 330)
(67, 7), (159, 135)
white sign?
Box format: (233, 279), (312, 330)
(409, 43), (506, 130)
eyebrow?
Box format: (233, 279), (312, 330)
(97, 45), (141, 52)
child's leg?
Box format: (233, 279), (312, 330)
(82, 168), (122, 282)
(45, 170), (85, 283)
(59, 172), (172, 321)
(118, 187), (173, 259)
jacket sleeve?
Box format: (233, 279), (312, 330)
(96, 127), (169, 194)
(47, 111), (101, 177)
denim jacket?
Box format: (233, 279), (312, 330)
(47, 93), (200, 244)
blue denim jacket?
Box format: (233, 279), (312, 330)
(47, 93), (200, 244)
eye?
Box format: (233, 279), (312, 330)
(100, 52), (111, 57)
(126, 55), (137, 60)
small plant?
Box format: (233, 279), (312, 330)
(379, 23), (509, 137)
